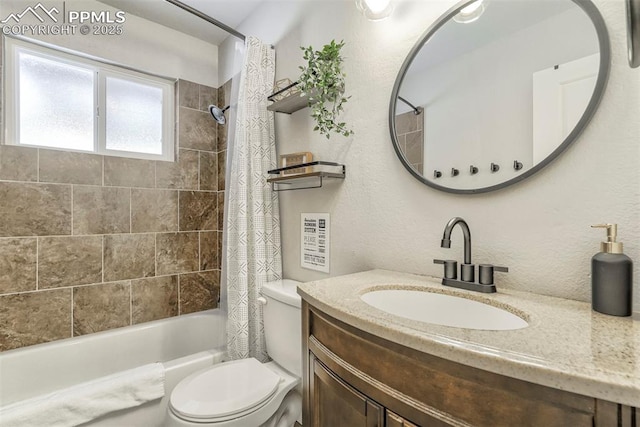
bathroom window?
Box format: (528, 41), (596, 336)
(3, 38), (175, 161)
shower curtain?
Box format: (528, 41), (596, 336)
(225, 36), (282, 362)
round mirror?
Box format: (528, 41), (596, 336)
(390, 0), (610, 194)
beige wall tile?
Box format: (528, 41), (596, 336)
(0, 182), (71, 237)
(217, 151), (226, 191)
(199, 231), (218, 271)
(179, 271), (219, 314)
(156, 232), (199, 275)
(217, 192), (224, 231)
(199, 85), (218, 112)
(0, 289), (72, 351)
(131, 189), (178, 233)
(0, 238), (37, 294)
(405, 131), (424, 166)
(178, 107), (216, 152)
(73, 282), (130, 336)
(73, 186), (130, 235)
(156, 149), (199, 190)
(221, 79), (232, 106)
(0, 145), (37, 182)
(104, 156), (155, 188)
(216, 85), (229, 152)
(39, 149), (102, 185)
(179, 191), (217, 231)
(395, 111), (419, 134)
(104, 234), (155, 282)
(39, 236), (102, 289)
(178, 80), (199, 109)
(199, 151), (217, 191)
(132, 276), (178, 324)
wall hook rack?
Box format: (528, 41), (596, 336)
(451, 168), (460, 177)
(470, 165), (478, 175)
(513, 160), (523, 171)
(490, 163), (500, 173)
(434, 170), (442, 178)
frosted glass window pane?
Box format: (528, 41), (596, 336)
(19, 52), (94, 151)
(106, 77), (163, 155)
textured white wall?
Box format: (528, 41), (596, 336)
(0, 0), (218, 87)
(230, 0), (640, 312)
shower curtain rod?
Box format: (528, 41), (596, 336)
(398, 96), (422, 115)
(164, 0), (246, 41)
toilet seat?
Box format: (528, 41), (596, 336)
(169, 358), (282, 423)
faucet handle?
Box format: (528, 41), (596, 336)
(434, 259), (458, 279)
(479, 264), (508, 285)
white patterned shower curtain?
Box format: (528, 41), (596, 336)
(225, 36), (282, 362)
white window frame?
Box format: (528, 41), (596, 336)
(4, 37), (175, 162)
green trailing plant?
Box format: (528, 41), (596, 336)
(298, 40), (354, 139)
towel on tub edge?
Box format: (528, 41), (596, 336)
(0, 362), (165, 427)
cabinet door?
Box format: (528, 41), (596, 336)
(312, 358), (384, 427)
(386, 411), (419, 427)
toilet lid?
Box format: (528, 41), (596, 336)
(170, 358), (281, 421)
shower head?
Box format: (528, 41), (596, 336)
(208, 104), (230, 125)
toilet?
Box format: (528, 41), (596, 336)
(166, 279), (302, 427)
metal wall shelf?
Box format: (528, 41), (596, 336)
(266, 81), (316, 114)
(267, 161), (345, 191)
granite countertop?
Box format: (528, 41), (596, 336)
(296, 269), (640, 408)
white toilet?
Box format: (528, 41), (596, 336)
(166, 279), (302, 427)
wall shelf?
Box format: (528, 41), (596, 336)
(267, 161), (345, 191)
(266, 81), (316, 114)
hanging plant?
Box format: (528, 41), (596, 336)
(298, 40), (354, 139)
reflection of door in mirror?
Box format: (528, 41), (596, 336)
(532, 54), (599, 164)
(394, 108), (425, 175)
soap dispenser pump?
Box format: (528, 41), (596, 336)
(590, 224), (633, 316)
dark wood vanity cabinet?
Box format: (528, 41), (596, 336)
(301, 301), (638, 427)
(312, 356), (384, 426)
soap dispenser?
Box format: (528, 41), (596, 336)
(590, 224), (633, 317)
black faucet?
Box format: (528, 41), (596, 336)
(441, 217), (475, 282)
(434, 217), (507, 293)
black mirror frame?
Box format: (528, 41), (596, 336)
(389, 0), (611, 194)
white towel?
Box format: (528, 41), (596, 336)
(0, 362), (165, 427)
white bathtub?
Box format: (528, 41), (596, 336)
(0, 309), (227, 427)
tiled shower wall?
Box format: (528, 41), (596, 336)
(395, 110), (424, 175)
(0, 78), (231, 351)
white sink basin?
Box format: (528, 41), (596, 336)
(361, 289), (528, 331)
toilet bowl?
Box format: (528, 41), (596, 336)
(166, 279), (302, 427)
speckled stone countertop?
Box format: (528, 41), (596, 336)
(297, 269), (640, 408)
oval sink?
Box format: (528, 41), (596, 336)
(361, 289), (528, 331)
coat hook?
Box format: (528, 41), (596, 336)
(491, 163), (500, 173)
(470, 165), (478, 175)
(513, 160), (523, 171)
(434, 170), (442, 178)
(451, 168), (459, 177)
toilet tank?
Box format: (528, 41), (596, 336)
(260, 279), (302, 377)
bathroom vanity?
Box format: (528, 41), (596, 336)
(298, 270), (639, 426)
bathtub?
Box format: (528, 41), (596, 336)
(0, 309), (227, 427)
